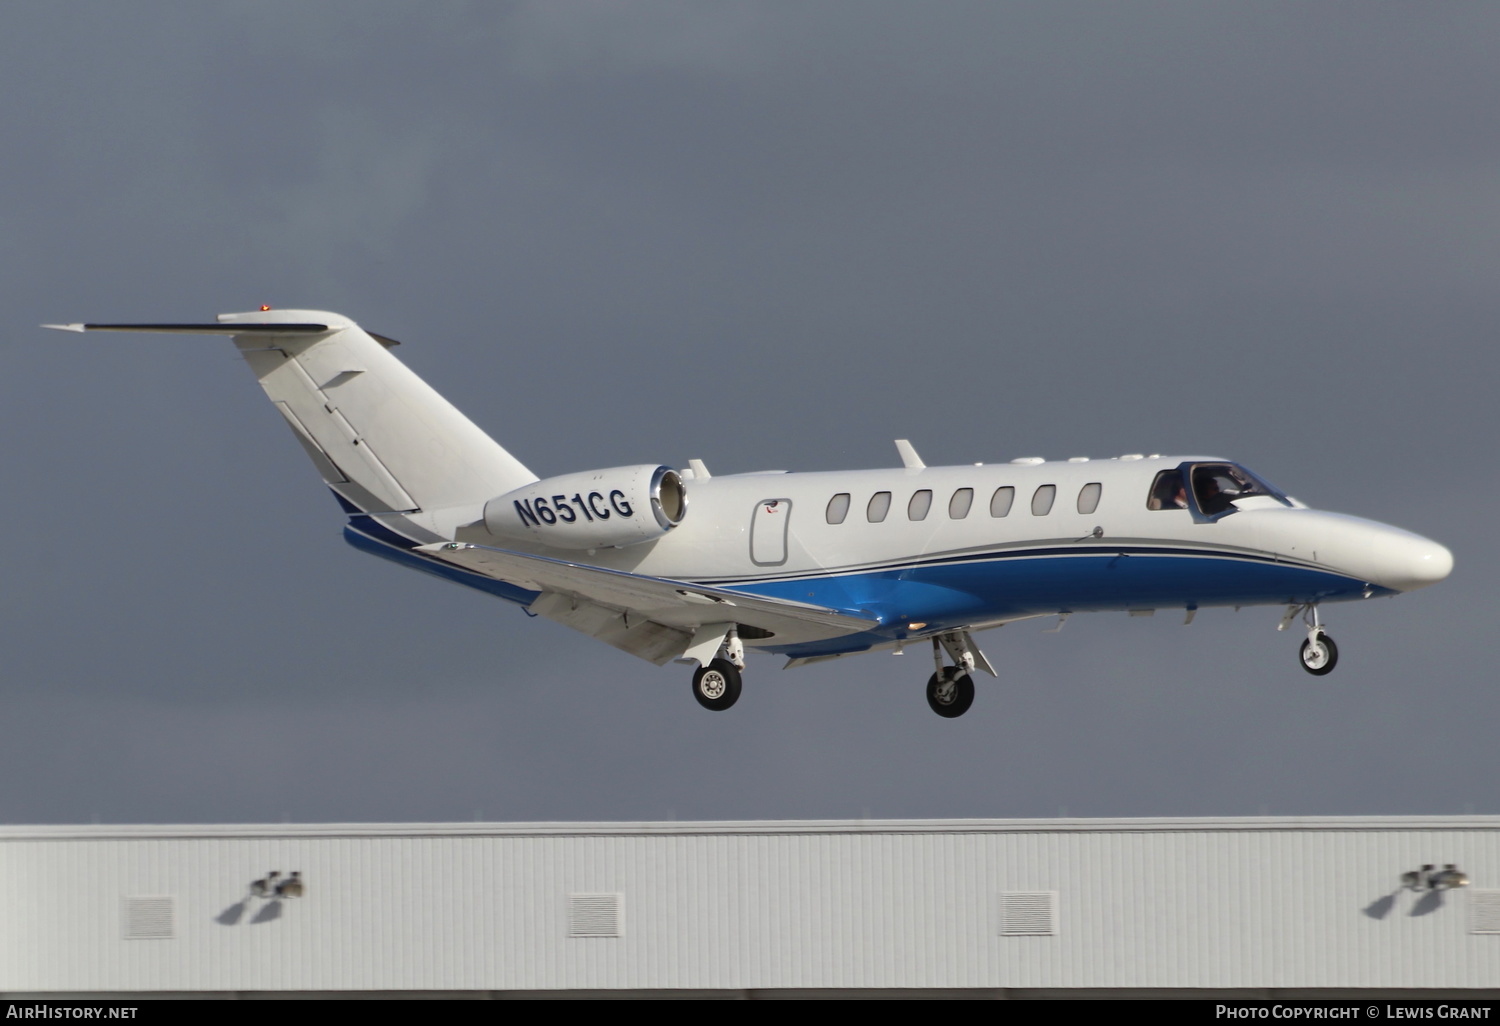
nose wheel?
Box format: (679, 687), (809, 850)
(1300, 632), (1338, 675)
(1281, 603), (1339, 676)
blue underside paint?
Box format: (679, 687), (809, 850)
(729, 551), (1390, 659)
(335, 491), (1390, 661)
(343, 526), (540, 606)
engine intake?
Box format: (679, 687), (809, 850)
(484, 464), (686, 550)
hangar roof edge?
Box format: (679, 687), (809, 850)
(1, 815), (1497, 842)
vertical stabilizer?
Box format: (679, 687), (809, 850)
(220, 309), (536, 515)
(50, 310), (537, 516)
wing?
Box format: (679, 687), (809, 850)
(416, 542), (878, 665)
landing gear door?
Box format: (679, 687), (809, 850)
(750, 499), (792, 566)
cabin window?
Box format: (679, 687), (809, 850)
(1147, 469), (1187, 510)
(949, 488), (974, 519)
(826, 493), (851, 525)
(1031, 484), (1056, 516)
(989, 486), (1015, 517)
(1077, 482), (1102, 515)
(907, 489), (933, 521)
(867, 491), (892, 523)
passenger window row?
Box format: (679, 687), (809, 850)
(826, 484), (1101, 524)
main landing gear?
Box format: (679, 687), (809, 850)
(693, 659), (742, 711)
(690, 627), (745, 711)
(1280, 603), (1339, 676)
(924, 632), (993, 718)
(927, 666), (975, 718)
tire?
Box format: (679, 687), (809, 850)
(692, 658), (743, 711)
(1300, 633), (1339, 676)
(925, 668), (975, 718)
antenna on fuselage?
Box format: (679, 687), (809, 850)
(894, 439), (925, 469)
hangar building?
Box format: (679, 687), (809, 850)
(2, 816), (1497, 998)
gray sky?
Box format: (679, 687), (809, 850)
(0, 1), (1493, 824)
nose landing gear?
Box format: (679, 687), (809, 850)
(1300, 633), (1338, 675)
(1280, 603), (1339, 676)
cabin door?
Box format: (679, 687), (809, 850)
(750, 498), (792, 566)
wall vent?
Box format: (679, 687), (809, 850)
(568, 893), (623, 938)
(1470, 889), (1500, 934)
(122, 896), (175, 940)
(999, 890), (1057, 936)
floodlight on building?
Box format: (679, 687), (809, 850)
(250, 871), (281, 898)
(1400, 863), (1471, 891)
(1429, 864), (1469, 891)
(1401, 864), (1436, 891)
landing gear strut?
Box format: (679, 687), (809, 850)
(1280, 603), (1339, 676)
(923, 632), (992, 718)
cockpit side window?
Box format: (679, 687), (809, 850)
(1147, 470), (1187, 510)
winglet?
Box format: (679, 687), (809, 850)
(894, 439), (925, 469)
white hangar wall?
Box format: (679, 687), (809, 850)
(1, 817), (1497, 995)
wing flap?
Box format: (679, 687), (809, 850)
(528, 592), (692, 666)
(416, 542), (878, 649)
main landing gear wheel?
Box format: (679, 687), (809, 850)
(1300, 633), (1339, 676)
(926, 667), (975, 718)
(692, 658), (742, 711)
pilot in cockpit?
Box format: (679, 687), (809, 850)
(1193, 469), (1234, 515)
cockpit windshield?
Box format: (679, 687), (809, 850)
(1189, 463), (1289, 515)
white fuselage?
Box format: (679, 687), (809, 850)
(415, 454), (1451, 660)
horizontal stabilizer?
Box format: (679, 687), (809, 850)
(47, 309), (536, 517)
(44, 323), (329, 335)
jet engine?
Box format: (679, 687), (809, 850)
(483, 464), (687, 550)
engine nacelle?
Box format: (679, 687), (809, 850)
(484, 464), (687, 550)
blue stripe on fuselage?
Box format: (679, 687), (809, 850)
(727, 550), (1390, 659)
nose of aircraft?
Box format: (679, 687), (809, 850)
(1370, 527), (1453, 592)
(1241, 510), (1453, 594)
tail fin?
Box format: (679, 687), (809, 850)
(48, 309), (537, 515)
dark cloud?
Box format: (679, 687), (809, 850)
(0, 2), (1491, 824)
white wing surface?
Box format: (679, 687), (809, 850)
(417, 542), (877, 665)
